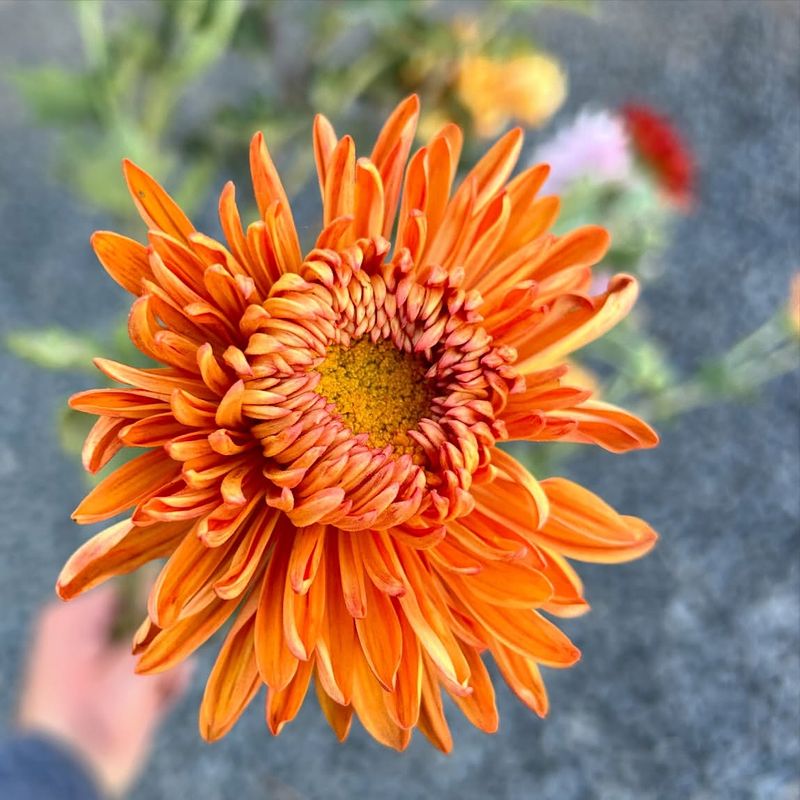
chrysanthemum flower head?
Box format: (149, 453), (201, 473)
(59, 96), (659, 751)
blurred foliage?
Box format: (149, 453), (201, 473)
(7, 328), (103, 373)
(9, 0), (578, 221)
(5, 0), (799, 478)
(7, 319), (150, 478)
(12, 0), (242, 220)
(555, 176), (669, 278)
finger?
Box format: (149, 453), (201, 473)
(100, 649), (172, 729)
(62, 584), (120, 637)
(104, 646), (193, 713)
(34, 585), (119, 658)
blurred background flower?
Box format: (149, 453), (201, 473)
(456, 51), (567, 137)
(534, 109), (633, 194)
(788, 273), (800, 336)
(621, 103), (695, 209)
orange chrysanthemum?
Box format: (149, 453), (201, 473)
(58, 96), (659, 751)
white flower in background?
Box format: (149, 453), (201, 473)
(534, 109), (633, 194)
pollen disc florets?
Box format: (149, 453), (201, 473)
(241, 239), (520, 533)
(316, 339), (432, 456)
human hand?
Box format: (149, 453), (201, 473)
(17, 586), (192, 797)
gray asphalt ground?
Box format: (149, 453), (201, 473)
(0, 2), (798, 799)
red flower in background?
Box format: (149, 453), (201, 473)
(622, 104), (694, 207)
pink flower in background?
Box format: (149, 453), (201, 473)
(533, 109), (633, 194)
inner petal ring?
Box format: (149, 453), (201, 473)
(238, 240), (520, 532)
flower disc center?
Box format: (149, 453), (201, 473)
(316, 338), (433, 454)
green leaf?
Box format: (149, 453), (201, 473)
(173, 0), (244, 83)
(5, 328), (101, 372)
(11, 67), (97, 123)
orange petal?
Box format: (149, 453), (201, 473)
(516, 275), (639, 372)
(393, 544), (471, 692)
(490, 638), (549, 717)
(423, 125), (462, 245)
(69, 388), (168, 418)
(315, 680), (353, 742)
(131, 616), (160, 656)
(358, 533), (406, 596)
(199, 597), (262, 741)
(93, 358), (215, 399)
(218, 181), (254, 278)
(530, 225), (610, 283)
(215, 507), (281, 600)
(350, 646), (411, 751)
(416, 657), (452, 753)
(446, 517), (528, 563)
(539, 400), (659, 453)
(355, 578), (402, 690)
(254, 536), (299, 690)
(536, 547), (589, 618)
(371, 94), (420, 237)
(56, 518), (188, 600)
(396, 146), (427, 248)
(148, 230), (208, 297)
(119, 413), (188, 448)
(447, 645), (499, 733)
(313, 114), (338, 201)
(123, 159), (195, 242)
(384, 612), (421, 729)
(266, 657), (313, 735)
(249, 131), (291, 221)
(497, 164), (554, 254)
(337, 530), (367, 618)
(424, 177), (476, 270)
(148, 522), (236, 628)
(287, 524), (326, 594)
(289, 487), (345, 527)
(315, 547), (356, 705)
(282, 552), (325, 660)
(81, 416), (126, 474)
(487, 448), (550, 530)
(323, 135), (356, 226)
(72, 449), (181, 525)
(135, 594), (239, 674)
(249, 133), (302, 273)
(535, 478), (659, 563)
(453, 127), (522, 212)
(449, 578), (580, 668)
(458, 557), (553, 609)
(91, 231), (153, 295)
(353, 158), (385, 240)
(460, 192), (512, 278)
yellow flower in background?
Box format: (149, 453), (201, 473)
(457, 53), (567, 137)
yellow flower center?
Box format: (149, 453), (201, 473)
(317, 338), (433, 456)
